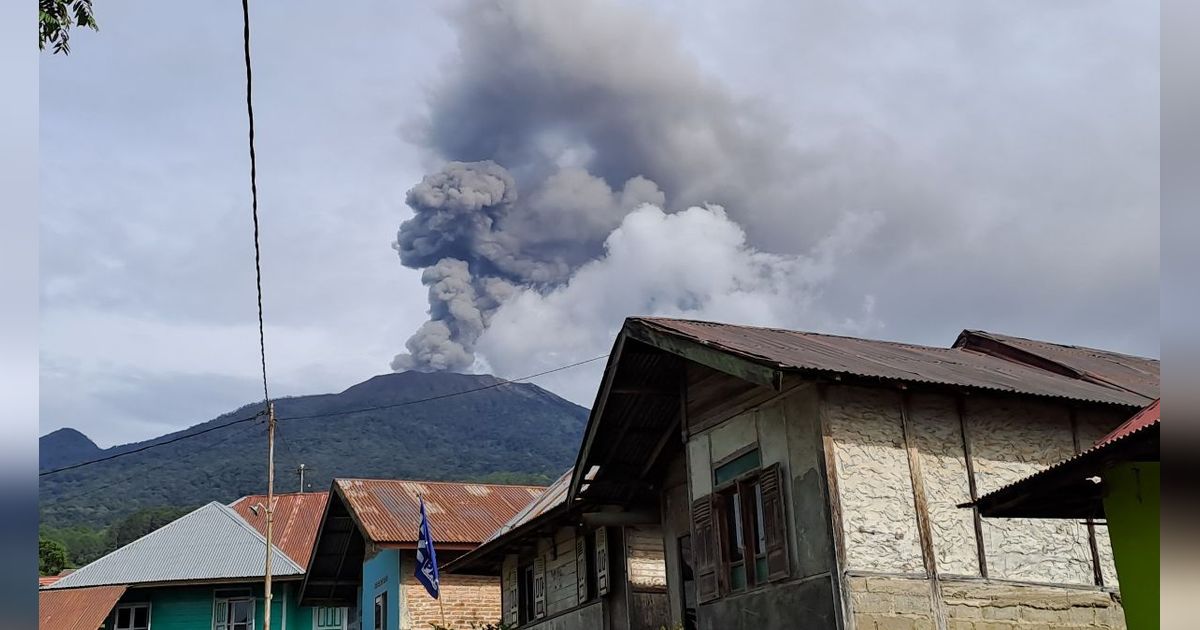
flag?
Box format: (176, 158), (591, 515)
(415, 496), (440, 599)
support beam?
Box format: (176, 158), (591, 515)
(581, 511), (661, 527)
(956, 396), (988, 579)
(898, 391), (948, 630)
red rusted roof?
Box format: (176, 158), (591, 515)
(634, 318), (1155, 407)
(334, 479), (545, 547)
(230, 492), (328, 570)
(1097, 398), (1159, 446)
(39, 585), (127, 630)
(484, 469), (573, 544)
(39, 575), (61, 587)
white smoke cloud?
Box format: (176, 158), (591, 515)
(476, 204), (884, 378)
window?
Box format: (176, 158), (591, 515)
(714, 450), (766, 591)
(518, 563), (535, 624)
(214, 597), (254, 630)
(373, 593), (386, 630)
(114, 603), (150, 630)
(314, 607), (346, 630)
(691, 458), (790, 603)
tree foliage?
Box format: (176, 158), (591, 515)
(105, 505), (196, 551)
(39, 0), (98, 55)
(39, 537), (69, 576)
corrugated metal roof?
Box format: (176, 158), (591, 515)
(954, 330), (1159, 400)
(231, 492), (328, 570)
(1096, 398), (1159, 447)
(634, 318), (1154, 407)
(39, 576), (61, 588)
(39, 585), (126, 630)
(47, 502), (303, 590)
(971, 399), (1160, 518)
(483, 469), (572, 544)
(335, 479), (545, 546)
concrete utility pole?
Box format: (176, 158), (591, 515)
(297, 463), (309, 493)
(264, 402), (276, 630)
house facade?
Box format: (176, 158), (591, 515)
(300, 479), (545, 630)
(40, 496), (342, 630)
(447, 317), (1158, 630)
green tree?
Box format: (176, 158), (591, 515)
(39, 0), (98, 55)
(105, 506), (194, 552)
(41, 525), (108, 567)
(39, 537), (68, 576)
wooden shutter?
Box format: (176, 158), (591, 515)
(760, 463), (791, 581)
(214, 600), (229, 630)
(595, 527), (610, 596)
(692, 496), (719, 604)
(504, 557), (519, 625)
(534, 555), (547, 618)
(575, 533), (588, 603)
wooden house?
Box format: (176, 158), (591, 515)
(446, 317), (1158, 630)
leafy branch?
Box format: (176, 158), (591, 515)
(39, 0), (98, 55)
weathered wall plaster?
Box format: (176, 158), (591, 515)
(909, 393), (980, 577)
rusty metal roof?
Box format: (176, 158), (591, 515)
(39, 585), (126, 630)
(954, 330), (1159, 400)
(484, 469), (573, 544)
(230, 492), (328, 570)
(334, 479), (545, 547)
(971, 399), (1160, 518)
(633, 318), (1154, 407)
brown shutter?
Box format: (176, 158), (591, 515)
(760, 463), (791, 581)
(692, 496), (719, 603)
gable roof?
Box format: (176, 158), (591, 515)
(333, 478), (545, 547)
(971, 399), (1160, 519)
(569, 317), (1159, 504)
(632, 318), (1155, 406)
(47, 502), (303, 590)
(231, 492), (328, 570)
(39, 585), (127, 630)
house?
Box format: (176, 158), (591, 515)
(299, 479), (546, 630)
(40, 493), (337, 630)
(445, 317), (1158, 630)
(973, 400), (1160, 630)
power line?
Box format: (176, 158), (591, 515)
(39, 412), (262, 477)
(38, 354), (608, 478)
(241, 0), (270, 407)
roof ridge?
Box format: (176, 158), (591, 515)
(966, 329), (1158, 363)
(335, 477), (547, 490)
(214, 503), (304, 574)
(637, 317), (956, 353)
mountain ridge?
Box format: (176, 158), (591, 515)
(39, 371), (589, 528)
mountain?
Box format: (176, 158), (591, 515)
(39, 371), (589, 529)
(40, 428), (102, 471)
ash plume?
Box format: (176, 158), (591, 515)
(392, 0), (882, 372)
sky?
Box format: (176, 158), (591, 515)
(40, 0), (1159, 448)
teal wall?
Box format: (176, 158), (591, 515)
(362, 549), (401, 630)
(1103, 462), (1159, 630)
(99, 581), (319, 630)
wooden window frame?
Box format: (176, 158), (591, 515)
(692, 458), (790, 604)
(114, 603), (151, 630)
(372, 592), (386, 630)
(214, 597), (255, 630)
(313, 606), (347, 630)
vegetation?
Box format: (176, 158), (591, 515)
(39, 537), (68, 576)
(40, 505), (197, 569)
(40, 372), (588, 532)
(39, 0), (98, 54)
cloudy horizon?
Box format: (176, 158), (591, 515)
(41, 0), (1158, 448)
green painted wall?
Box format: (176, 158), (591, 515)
(99, 581), (322, 630)
(1103, 462), (1159, 630)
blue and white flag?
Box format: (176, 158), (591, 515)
(415, 496), (440, 599)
